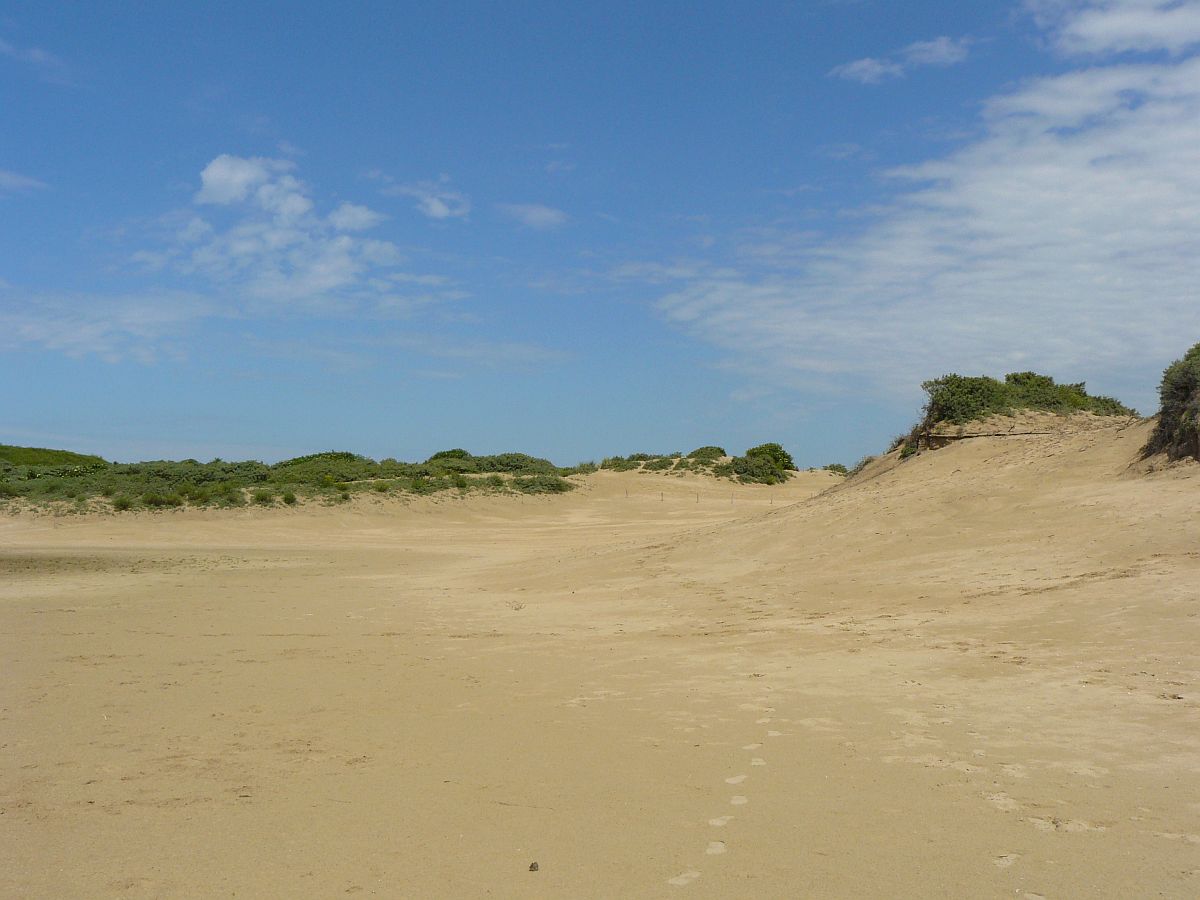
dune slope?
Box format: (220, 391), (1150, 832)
(1, 429), (1197, 898)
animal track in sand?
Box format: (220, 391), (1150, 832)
(742, 742), (762, 750)
(668, 870), (701, 886)
(725, 774), (747, 785)
(705, 841), (727, 855)
(1026, 816), (1107, 833)
(709, 816), (733, 827)
(755, 717), (772, 724)
(993, 853), (1020, 868)
(750, 757), (766, 766)
(730, 795), (749, 805)
(766, 730), (781, 737)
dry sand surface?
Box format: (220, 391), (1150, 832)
(2, 419), (1198, 898)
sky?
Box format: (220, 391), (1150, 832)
(3, 0), (1200, 466)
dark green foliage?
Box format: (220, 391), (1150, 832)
(428, 448), (471, 461)
(112, 495), (133, 511)
(600, 456), (640, 471)
(1144, 342), (1200, 461)
(822, 463), (848, 475)
(921, 372), (1135, 425)
(643, 457), (674, 471)
(744, 443), (796, 471)
(142, 492), (183, 508)
(282, 491), (297, 505)
(731, 453), (789, 484)
(899, 444), (918, 460)
(510, 474), (572, 494)
(687, 445), (727, 462)
(252, 489), (274, 506)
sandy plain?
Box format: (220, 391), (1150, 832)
(2, 417), (1198, 898)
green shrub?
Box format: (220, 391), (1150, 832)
(732, 453), (788, 484)
(744, 443), (796, 471)
(822, 463), (848, 475)
(1143, 341), (1200, 461)
(921, 372), (1135, 425)
(644, 457), (674, 471)
(511, 474), (573, 494)
(142, 492), (183, 508)
(687, 445), (726, 462)
(373, 481), (390, 492)
(600, 456), (639, 471)
(282, 491), (297, 505)
(486, 474), (505, 490)
(252, 489), (274, 506)
(112, 495), (133, 511)
(452, 473), (469, 490)
(0, 445), (106, 467)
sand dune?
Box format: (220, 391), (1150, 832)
(2, 423), (1197, 897)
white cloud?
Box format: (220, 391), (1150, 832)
(0, 168), (46, 192)
(1028, 0), (1200, 55)
(328, 202), (386, 231)
(156, 155), (406, 310)
(654, 50), (1200, 412)
(498, 203), (568, 229)
(829, 56), (905, 84)
(830, 35), (971, 84)
(382, 175), (471, 220)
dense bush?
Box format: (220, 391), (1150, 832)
(731, 453), (788, 484)
(744, 442), (795, 471)
(921, 372), (1134, 425)
(822, 463), (848, 475)
(1143, 342), (1200, 461)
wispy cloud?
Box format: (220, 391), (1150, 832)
(830, 35), (972, 84)
(328, 202), (387, 232)
(497, 203), (568, 229)
(0, 290), (211, 363)
(1027, 0), (1200, 56)
(649, 15), (1200, 412)
(0, 35), (71, 84)
(828, 57), (905, 84)
(0, 168), (47, 192)
(377, 174), (471, 220)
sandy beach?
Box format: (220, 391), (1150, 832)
(2, 417), (1198, 898)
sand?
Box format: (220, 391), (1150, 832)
(2, 420), (1197, 898)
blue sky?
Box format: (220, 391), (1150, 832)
(4, 1), (1200, 466)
